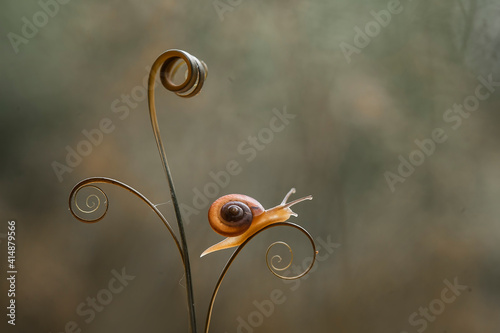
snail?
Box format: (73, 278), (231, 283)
(201, 188), (312, 257)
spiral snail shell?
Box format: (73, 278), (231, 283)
(208, 194), (264, 237)
(202, 188), (312, 257)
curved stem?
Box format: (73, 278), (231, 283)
(69, 177), (184, 261)
(148, 50), (205, 333)
(204, 222), (317, 333)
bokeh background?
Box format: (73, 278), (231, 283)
(1, 0), (500, 332)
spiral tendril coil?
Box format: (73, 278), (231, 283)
(70, 185), (109, 223)
(266, 241), (293, 275)
(158, 50), (208, 98)
(68, 49), (317, 333)
(205, 222), (316, 332)
(146, 49), (207, 333)
(69, 177), (184, 259)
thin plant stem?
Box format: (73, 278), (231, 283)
(204, 222), (316, 333)
(147, 51), (204, 333)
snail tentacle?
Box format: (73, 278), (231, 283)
(281, 188), (296, 205)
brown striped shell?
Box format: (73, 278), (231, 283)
(208, 194), (265, 237)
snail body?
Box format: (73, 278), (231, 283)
(201, 188), (312, 257)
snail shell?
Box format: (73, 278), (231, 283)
(208, 194), (264, 237)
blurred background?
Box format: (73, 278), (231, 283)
(1, 0), (500, 332)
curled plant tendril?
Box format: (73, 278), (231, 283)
(264, 226), (316, 281)
(155, 49), (207, 98)
(69, 50), (208, 333)
(266, 241), (293, 274)
(68, 177), (184, 260)
(68, 49), (317, 333)
(71, 185), (108, 223)
(148, 49), (207, 333)
(205, 222), (316, 333)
